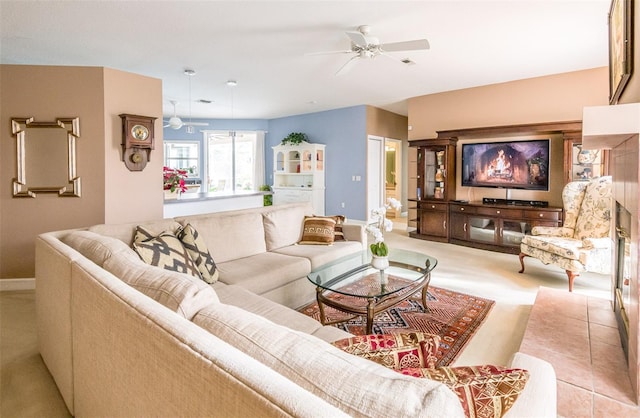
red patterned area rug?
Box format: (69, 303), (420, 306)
(299, 285), (495, 367)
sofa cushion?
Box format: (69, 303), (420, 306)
(216, 252), (311, 296)
(177, 224), (219, 284)
(103, 250), (218, 320)
(211, 285), (351, 342)
(520, 235), (582, 261)
(262, 204), (309, 250)
(332, 333), (441, 369)
(398, 365), (529, 418)
(192, 303), (465, 417)
(274, 241), (364, 270)
(61, 230), (137, 267)
(176, 212), (267, 263)
(133, 226), (200, 278)
(298, 216), (336, 245)
(88, 219), (182, 246)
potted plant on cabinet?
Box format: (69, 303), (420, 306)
(281, 132), (308, 146)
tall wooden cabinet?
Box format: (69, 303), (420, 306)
(408, 138), (457, 242)
(563, 133), (609, 185)
(272, 143), (325, 215)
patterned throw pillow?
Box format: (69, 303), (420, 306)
(298, 216), (336, 245)
(312, 215), (347, 241)
(332, 215), (347, 241)
(132, 226), (200, 278)
(397, 365), (529, 418)
(177, 223), (219, 284)
(332, 332), (441, 369)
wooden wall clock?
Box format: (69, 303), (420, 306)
(119, 114), (157, 171)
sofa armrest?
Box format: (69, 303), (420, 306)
(582, 237), (611, 250)
(531, 226), (572, 237)
(504, 352), (556, 418)
(342, 223), (366, 243)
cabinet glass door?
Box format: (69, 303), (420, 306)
(570, 143), (604, 182)
(502, 220), (529, 247)
(468, 217), (496, 243)
(422, 147), (446, 199)
(316, 149), (324, 171)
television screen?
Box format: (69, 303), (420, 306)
(461, 139), (550, 191)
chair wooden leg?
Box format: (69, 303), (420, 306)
(518, 253), (527, 273)
(566, 270), (579, 292)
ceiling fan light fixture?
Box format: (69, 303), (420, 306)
(226, 80), (237, 87)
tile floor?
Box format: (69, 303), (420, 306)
(519, 287), (639, 417)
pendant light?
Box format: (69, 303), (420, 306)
(185, 69), (196, 134)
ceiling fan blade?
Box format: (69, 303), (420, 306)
(345, 31), (368, 47)
(184, 122), (209, 127)
(306, 49), (354, 56)
(335, 55), (359, 76)
(380, 39), (430, 52)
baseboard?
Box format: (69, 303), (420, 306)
(0, 278), (35, 291)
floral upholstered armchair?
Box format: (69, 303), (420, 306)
(518, 176), (613, 292)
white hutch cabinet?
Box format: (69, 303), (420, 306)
(272, 143), (325, 215)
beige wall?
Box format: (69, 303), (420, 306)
(0, 65), (163, 278)
(103, 68), (163, 224)
(365, 106), (408, 140)
(408, 67), (608, 139)
(407, 67), (609, 205)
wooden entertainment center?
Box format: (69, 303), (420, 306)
(448, 202), (562, 254)
(408, 121), (605, 254)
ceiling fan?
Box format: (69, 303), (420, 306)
(310, 25), (430, 75)
(164, 100), (209, 130)
(164, 69), (209, 132)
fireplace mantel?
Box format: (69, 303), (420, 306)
(582, 103), (640, 148)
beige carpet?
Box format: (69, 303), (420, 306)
(0, 224), (611, 417)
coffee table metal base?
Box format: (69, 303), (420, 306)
(315, 273), (431, 334)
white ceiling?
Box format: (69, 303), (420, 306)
(1, 0), (610, 120)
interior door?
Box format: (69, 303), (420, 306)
(367, 136), (384, 223)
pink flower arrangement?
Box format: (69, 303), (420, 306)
(163, 166), (188, 193)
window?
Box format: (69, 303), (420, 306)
(163, 141), (200, 178)
(205, 130), (264, 193)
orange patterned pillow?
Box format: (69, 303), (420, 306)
(398, 365), (529, 418)
(332, 332), (441, 369)
(298, 216), (336, 245)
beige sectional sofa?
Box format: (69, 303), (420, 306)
(36, 202), (557, 417)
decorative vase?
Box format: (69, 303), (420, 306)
(164, 190), (179, 200)
(371, 255), (389, 271)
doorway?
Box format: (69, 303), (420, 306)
(367, 136), (403, 222)
(384, 139), (402, 218)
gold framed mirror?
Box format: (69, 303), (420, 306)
(11, 117), (81, 198)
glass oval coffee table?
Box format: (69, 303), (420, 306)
(307, 248), (437, 334)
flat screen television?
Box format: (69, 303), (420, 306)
(461, 139), (550, 191)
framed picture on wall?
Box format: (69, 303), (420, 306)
(608, 0), (633, 105)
